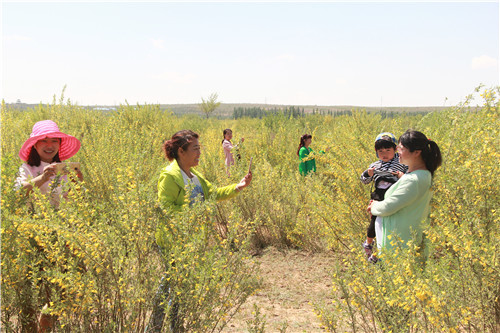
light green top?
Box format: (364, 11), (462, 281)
(371, 170), (433, 250)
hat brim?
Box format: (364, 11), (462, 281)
(19, 132), (81, 162)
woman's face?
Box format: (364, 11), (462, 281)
(398, 143), (419, 166)
(179, 138), (201, 168)
(34, 137), (60, 163)
(225, 131), (233, 141)
(304, 137), (312, 147)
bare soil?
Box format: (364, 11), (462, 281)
(222, 247), (337, 333)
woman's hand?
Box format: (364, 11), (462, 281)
(395, 171), (404, 179)
(22, 163), (57, 192)
(236, 171), (252, 191)
(40, 163), (58, 182)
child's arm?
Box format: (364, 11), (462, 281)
(360, 162), (376, 184)
(360, 168), (375, 184)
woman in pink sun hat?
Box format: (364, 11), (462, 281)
(15, 120), (83, 207)
(14, 120), (83, 332)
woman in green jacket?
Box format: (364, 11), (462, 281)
(367, 130), (442, 262)
(147, 130), (252, 333)
(158, 130), (250, 213)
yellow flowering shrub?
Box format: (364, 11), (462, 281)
(315, 87), (500, 332)
(1, 99), (259, 331)
(2, 86), (498, 331)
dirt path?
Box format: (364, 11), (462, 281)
(223, 247), (337, 333)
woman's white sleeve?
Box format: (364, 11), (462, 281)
(14, 165), (31, 191)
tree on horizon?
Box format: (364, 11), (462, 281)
(199, 93), (221, 119)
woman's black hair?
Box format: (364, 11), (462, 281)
(27, 144), (62, 166)
(222, 129), (232, 145)
(163, 130), (199, 161)
(399, 130), (442, 176)
(297, 134), (312, 156)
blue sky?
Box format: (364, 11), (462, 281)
(2, 1), (498, 107)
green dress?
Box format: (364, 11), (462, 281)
(299, 146), (317, 176)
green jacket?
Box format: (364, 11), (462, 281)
(371, 170), (433, 252)
(156, 160), (240, 249)
(158, 159), (239, 213)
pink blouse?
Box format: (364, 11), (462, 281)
(222, 139), (235, 167)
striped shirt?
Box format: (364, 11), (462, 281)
(360, 155), (408, 189)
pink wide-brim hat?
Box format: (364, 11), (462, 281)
(19, 120), (81, 162)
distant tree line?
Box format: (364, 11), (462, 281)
(233, 106), (432, 119)
(233, 106), (357, 119)
(233, 106), (305, 119)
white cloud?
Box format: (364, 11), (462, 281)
(3, 34), (31, 41)
(149, 38), (165, 50)
(471, 55), (498, 70)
